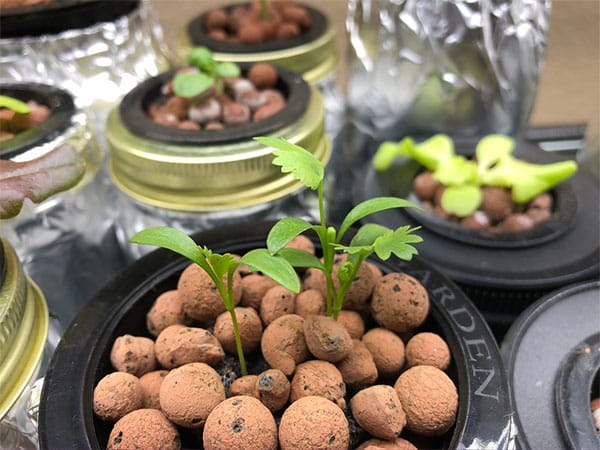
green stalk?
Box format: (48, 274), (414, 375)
(332, 256), (365, 320)
(260, 0), (270, 20)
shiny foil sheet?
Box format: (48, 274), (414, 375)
(346, 0), (551, 141)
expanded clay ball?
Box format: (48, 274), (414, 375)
(261, 314), (309, 376)
(286, 234), (316, 255)
(294, 288), (326, 318)
(290, 360), (346, 408)
(155, 324), (225, 369)
(405, 332), (451, 370)
(146, 290), (186, 337)
(304, 315), (353, 363)
(203, 396), (278, 450)
(229, 375), (259, 398)
(592, 398), (600, 432)
(336, 340), (378, 390)
(93, 372), (143, 422)
(350, 385), (406, 440)
(356, 438), (417, 450)
(394, 365), (458, 436)
(110, 335), (157, 377)
(260, 285), (296, 325)
(362, 328), (406, 379)
(139, 370), (169, 410)
(371, 273), (429, 333)
(240, 273), (277, 310)
(337, 310), (366, 339)
(257, 368), (291, 412)
(214, 307), (263, 355)
(177, 262), (242, 324)
(248, 63), (278, 89)
(107, 408), (180, 450)
(279, 396), (349, 450)
(481, 186), (514, 222)
(159, 363), (225, 428)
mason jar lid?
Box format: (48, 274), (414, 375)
(107, 85), (331, 212)
(177, 3), (338, 85)
(0, 237), (49, 420)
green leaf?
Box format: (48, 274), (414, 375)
(240, 249), (301, 293)
(411, 134), (455, 170)
(216, 62), (241, 78)
(173, 72), (214, 98)
(350, 223), (392, 248)
(254, 137), (324, 190)
(440, 185), (483, 217)
(205, 252), (239, 279)
(476, 134), (515, 172)
(130, 227), (204, 263)
(338, 197), (420, 242)
(278, 248), (325, 270)
(0, 95), (31, 114)
(337, 261), (355, 285)
(267, 217), (314, 254)
(372, 138), (415, 171)
(433, 155), (478, 186)
(188, 46), (216, 73)
(510, 160), (578, 203)
(372, 225), (423, 260)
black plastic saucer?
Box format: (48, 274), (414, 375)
(39, 221), (513, 450)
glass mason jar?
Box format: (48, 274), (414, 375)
(174, 1), (345, 139)
(0, 237), (56, 450)
(0, 83), (120, 331)
(105, 66), (332, 260)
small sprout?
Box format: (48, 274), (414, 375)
(131, 227), (299, 376)
(255, 136), (423, 320)
(0, 95), (31, 114)
(174, 46), (241, 98)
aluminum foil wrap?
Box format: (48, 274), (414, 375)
(346, 0), (551, 144)
(0, 0), (171, 129)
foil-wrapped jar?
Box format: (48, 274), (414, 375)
(105, 67), (331, 260)
(0, 237), (53, 450)
(0, 83), (118, 331)
(345, 0), (551, 166)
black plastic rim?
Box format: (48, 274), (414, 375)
(359, 141), (599, 290)
(501, 280), (600, 450)
(119, 65), (311, 145)
(0, 83), (75, 159)
(39, 221), (512, 450)
(555, 332), (600, 450)
(0, 1), (138, 39)
(187, 3), (328, 54)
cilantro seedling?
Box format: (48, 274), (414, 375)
(173, 46), (240, 98)
(0, 95), (31, 114)
(131, 227), (300, 376)
(255, 136), (423, 320)
(374, 134), (578, 217)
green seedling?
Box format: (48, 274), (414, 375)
(173, 46), (240, 98)
(374, 134), (578, 217)
(255, 136), (423, 320)
(131, 227), (300, 376)
(0, 95), (31, 114)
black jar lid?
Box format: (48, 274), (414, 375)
(0, 1), (139, 39)
(501, 281), (600, 450)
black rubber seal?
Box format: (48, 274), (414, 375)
(0, 83), (75, 159)
(187, 3), (328, 53)
(0, 1), (138, 39)
(555, 333), (600, 450)
(118, 65), (311, 145)
(39, 220), (512, 450)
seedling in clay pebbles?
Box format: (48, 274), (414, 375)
(204, 0), (314, 44)
(149, 46), (287, 130)
(0, 95), (50, 142)
(93, 138), (459, 450)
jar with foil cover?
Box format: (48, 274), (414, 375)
(174, 1), (344, 138)
(105, 65), (331, 259)
(0, 237), (54, 450)
(0, 0), (171, 131)
(0, 82), (121, 331)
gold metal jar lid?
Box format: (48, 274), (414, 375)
(0, 237), (48, 419)
(106, 85), (332, 212)
(176, 5), (338, 85)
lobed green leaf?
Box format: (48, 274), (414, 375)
(372, 226), (423, 261)
(240, 249), (301, 293)
(205, 252), (239, 279)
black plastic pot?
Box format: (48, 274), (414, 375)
(0, 83), (75, 159)
(0, 0), (138, 39)
(39, 221), (513, 450)
(501, 281), (600, 450)
(358, 140), (600, 340)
